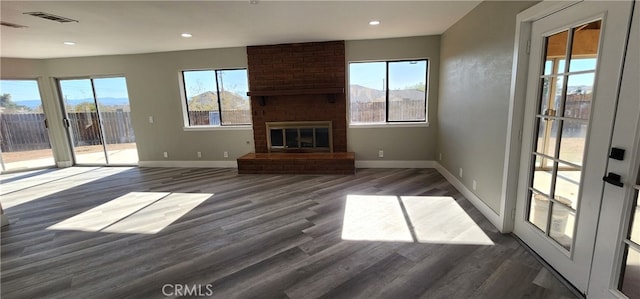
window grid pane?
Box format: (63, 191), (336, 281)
(349, 60), (427, 124)
(182, 69), (250, 127)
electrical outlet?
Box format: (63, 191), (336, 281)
(223, 151), (229, 158)
(148, 116), (154, 124)
(378, 150), (384, 158)
(197, 151), (202, 158)
(163, 151), (168, 158)
(473, 180), (477, 191)
(439, 153), (442, 161)
(459, 168), (463, 178)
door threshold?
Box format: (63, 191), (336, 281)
(511, 233), (585, 299)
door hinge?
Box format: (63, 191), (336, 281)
(526, 40), (531, 54)
(511, 208), (516, 220)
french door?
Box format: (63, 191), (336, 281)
(514, 1), (634, 294)
(589, 1), (640, 297)
(58, 77), (138, 165)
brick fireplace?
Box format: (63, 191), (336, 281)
(237, 40), (354, 174)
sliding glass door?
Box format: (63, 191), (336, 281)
(58, 77), (137, 165)
(0, 80), (55, 171)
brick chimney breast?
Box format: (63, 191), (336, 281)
(247, 41), (347, 153)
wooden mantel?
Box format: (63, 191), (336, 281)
(247, 87), (344, 97)
(247, 88), (344, 106)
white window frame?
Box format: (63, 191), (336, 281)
(179, 68), (252, 131)
(348, 59), (430, 128)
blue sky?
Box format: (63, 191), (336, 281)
(0, 80), (42, 101)
(183, 69), (249, 98)
(349, 61), (427, 90)
(59, 77), (129, 101)
(0, 78), (130, 102)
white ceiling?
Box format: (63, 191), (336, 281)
(0, 1), (480, 59)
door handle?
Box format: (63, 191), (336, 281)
(44, 119), (49, 129)
(603, 172), (624, 187)
(63, 118), (70, 128)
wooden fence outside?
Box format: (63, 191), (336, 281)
(189, 110), (252, 126)
(350, 100), (426, 123)
(0, 113), (51, 152)
(2, 104), (426, 152)
(1, 111), (136, 152)
(68, 111), (136, 146)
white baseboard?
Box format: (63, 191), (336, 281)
(434, 162), (504, 232)
(1, 214), (9, 227)
(355, 160), (437, 168)
(138, 160), (238, 168)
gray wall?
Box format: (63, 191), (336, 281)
(2, 48), (254, 165)
(2, 36), (439, 166)
(438, 1), (538, 213)
(346, 36), (440, 161)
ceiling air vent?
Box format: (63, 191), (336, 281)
(23, 11), (78, 23)
(0, 21), (28, 28)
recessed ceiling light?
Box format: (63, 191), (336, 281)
(181, 33), (192, 38)
(369, 20), (381, 26)
(63, 41), (76, 45)
(249, 0), (259, 4)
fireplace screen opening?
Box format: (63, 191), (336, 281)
(267, 121), (332, 153)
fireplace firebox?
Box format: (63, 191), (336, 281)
(266, 121), (332, 153)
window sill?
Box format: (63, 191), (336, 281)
(183, 125), (252, 132)
(348, 122), (430, 129)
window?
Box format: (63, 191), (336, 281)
(349, 60), (428, 124)
(181, 69), (251, 127)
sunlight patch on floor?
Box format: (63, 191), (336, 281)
(47, 192), (212, 234)
(341, 195), (414, 242)
(401, 196), (494, 245)
(342, 195), (494, 245)
(1, 167), (132, 209)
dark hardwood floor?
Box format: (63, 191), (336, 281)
(0, 167), (577, 298)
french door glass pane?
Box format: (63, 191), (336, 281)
(569, 20), (601, 72)
(559, 121), (588, 165)
(556, 168), (581, 210)
(92, 78), (138, 164)
(539, 75), (564, 115)
(535, 118), (559, 157)
(529, 192), (550, 233)
(0, 80), (55, 171)
(631, 196), (640, 244)
(526, 20), (601, 252)
(544, 30), (568, 72)
(532, 155), (553, 195)
(565, 73), (594, 119)
(621, 245), (640, 297)
(620, 186), (640, 297)
(550, 203), (575, 251)
(59, 79), (106, 164)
